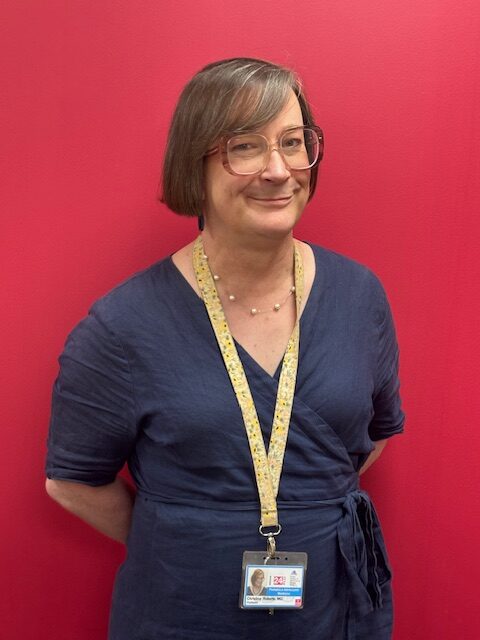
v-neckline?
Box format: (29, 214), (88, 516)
(168, 242), (320, 380)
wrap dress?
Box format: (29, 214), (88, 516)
(46, 243), (405, 640)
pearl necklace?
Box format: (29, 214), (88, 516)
(202, 252), (296, 316)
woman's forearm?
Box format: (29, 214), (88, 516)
(359, 439), (388, 475)
(45, 476), (135, 544)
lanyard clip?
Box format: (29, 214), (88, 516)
(258, 524), (282, 616)
(259, 523), (282, 559)
(266, 535), (276, 558)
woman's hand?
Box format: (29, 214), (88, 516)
(45, 476), (135, 544)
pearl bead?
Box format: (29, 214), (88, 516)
(213, 274), (220, 281)
(228, 295), (236, 301)
(274, 303), (281, 311)
(250, 308), (258, 315)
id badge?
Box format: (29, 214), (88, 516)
(239, 551), (308, 609)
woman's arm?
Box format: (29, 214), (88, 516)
(358, 439), (388, 475)
(45, 476), (135, 544)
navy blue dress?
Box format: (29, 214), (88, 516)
(46, 244), (404, 639)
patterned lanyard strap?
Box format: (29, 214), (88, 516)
(193, 236), (304, 531)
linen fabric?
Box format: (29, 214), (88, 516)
(46, 243), (405, 640)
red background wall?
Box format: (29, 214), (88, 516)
(2, 1), (479, 638)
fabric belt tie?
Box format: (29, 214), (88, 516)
(137, 486), (391, 619)
(337, 489), (391, 618)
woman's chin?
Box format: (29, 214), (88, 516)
(246, 207), (303, 238)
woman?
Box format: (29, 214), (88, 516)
(46, 58), (404, 639)
(246, 569), (267, 597)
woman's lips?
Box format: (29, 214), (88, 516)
(249, 195), (294, 206)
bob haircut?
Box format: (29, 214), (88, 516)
(161, 57), (320, 217)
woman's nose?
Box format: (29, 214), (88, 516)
(261, 149), (291, 181)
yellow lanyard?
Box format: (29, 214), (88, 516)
(193, 236), (303, 530)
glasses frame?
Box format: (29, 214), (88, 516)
(206, 125), (324, 176)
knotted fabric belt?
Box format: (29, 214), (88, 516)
(136, 486), (391, 618)
(337, 489), (391, 618)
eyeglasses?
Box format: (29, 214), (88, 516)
(207, 126), (324, 176)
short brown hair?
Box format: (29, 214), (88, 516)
(161, 57), (319, 217)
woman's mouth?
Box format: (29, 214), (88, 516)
(249, 195), (294, 206)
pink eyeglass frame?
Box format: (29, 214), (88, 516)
(205, 125), (324, 176)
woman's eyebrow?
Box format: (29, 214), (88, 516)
(234, 124), (303, 135)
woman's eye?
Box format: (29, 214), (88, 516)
(283, 137), (303, 149)
(233, 142), (257, 151)
(230, 142), (260, 154)
(233, 143), (252, 151)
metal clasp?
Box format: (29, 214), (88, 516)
(258, 523), (282, 538)
(266, 535), (276, 558)
(258, 523), (282, 559)
(258, 524), (282, 614)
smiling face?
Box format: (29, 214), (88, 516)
(251, 570), (265, 590)
(253, 571), (264, 586)
(202, 90), (311, 242)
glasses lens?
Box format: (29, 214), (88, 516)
(281, 127), (319, 169)
(226, 134), (267, 175)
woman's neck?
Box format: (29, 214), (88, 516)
(200, 228), (296, 298)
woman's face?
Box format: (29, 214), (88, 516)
(202, 90), (311, 242)
(253, 571), (264, 587)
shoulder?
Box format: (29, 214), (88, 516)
(85, 256), (176, 333)
(308, 243), (389, 321)
(57, 258), (172, 352)
(309, 243), (385, 290)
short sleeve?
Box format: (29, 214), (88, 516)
(46, 306), (138, 486)
(368, 288), (405, 441)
